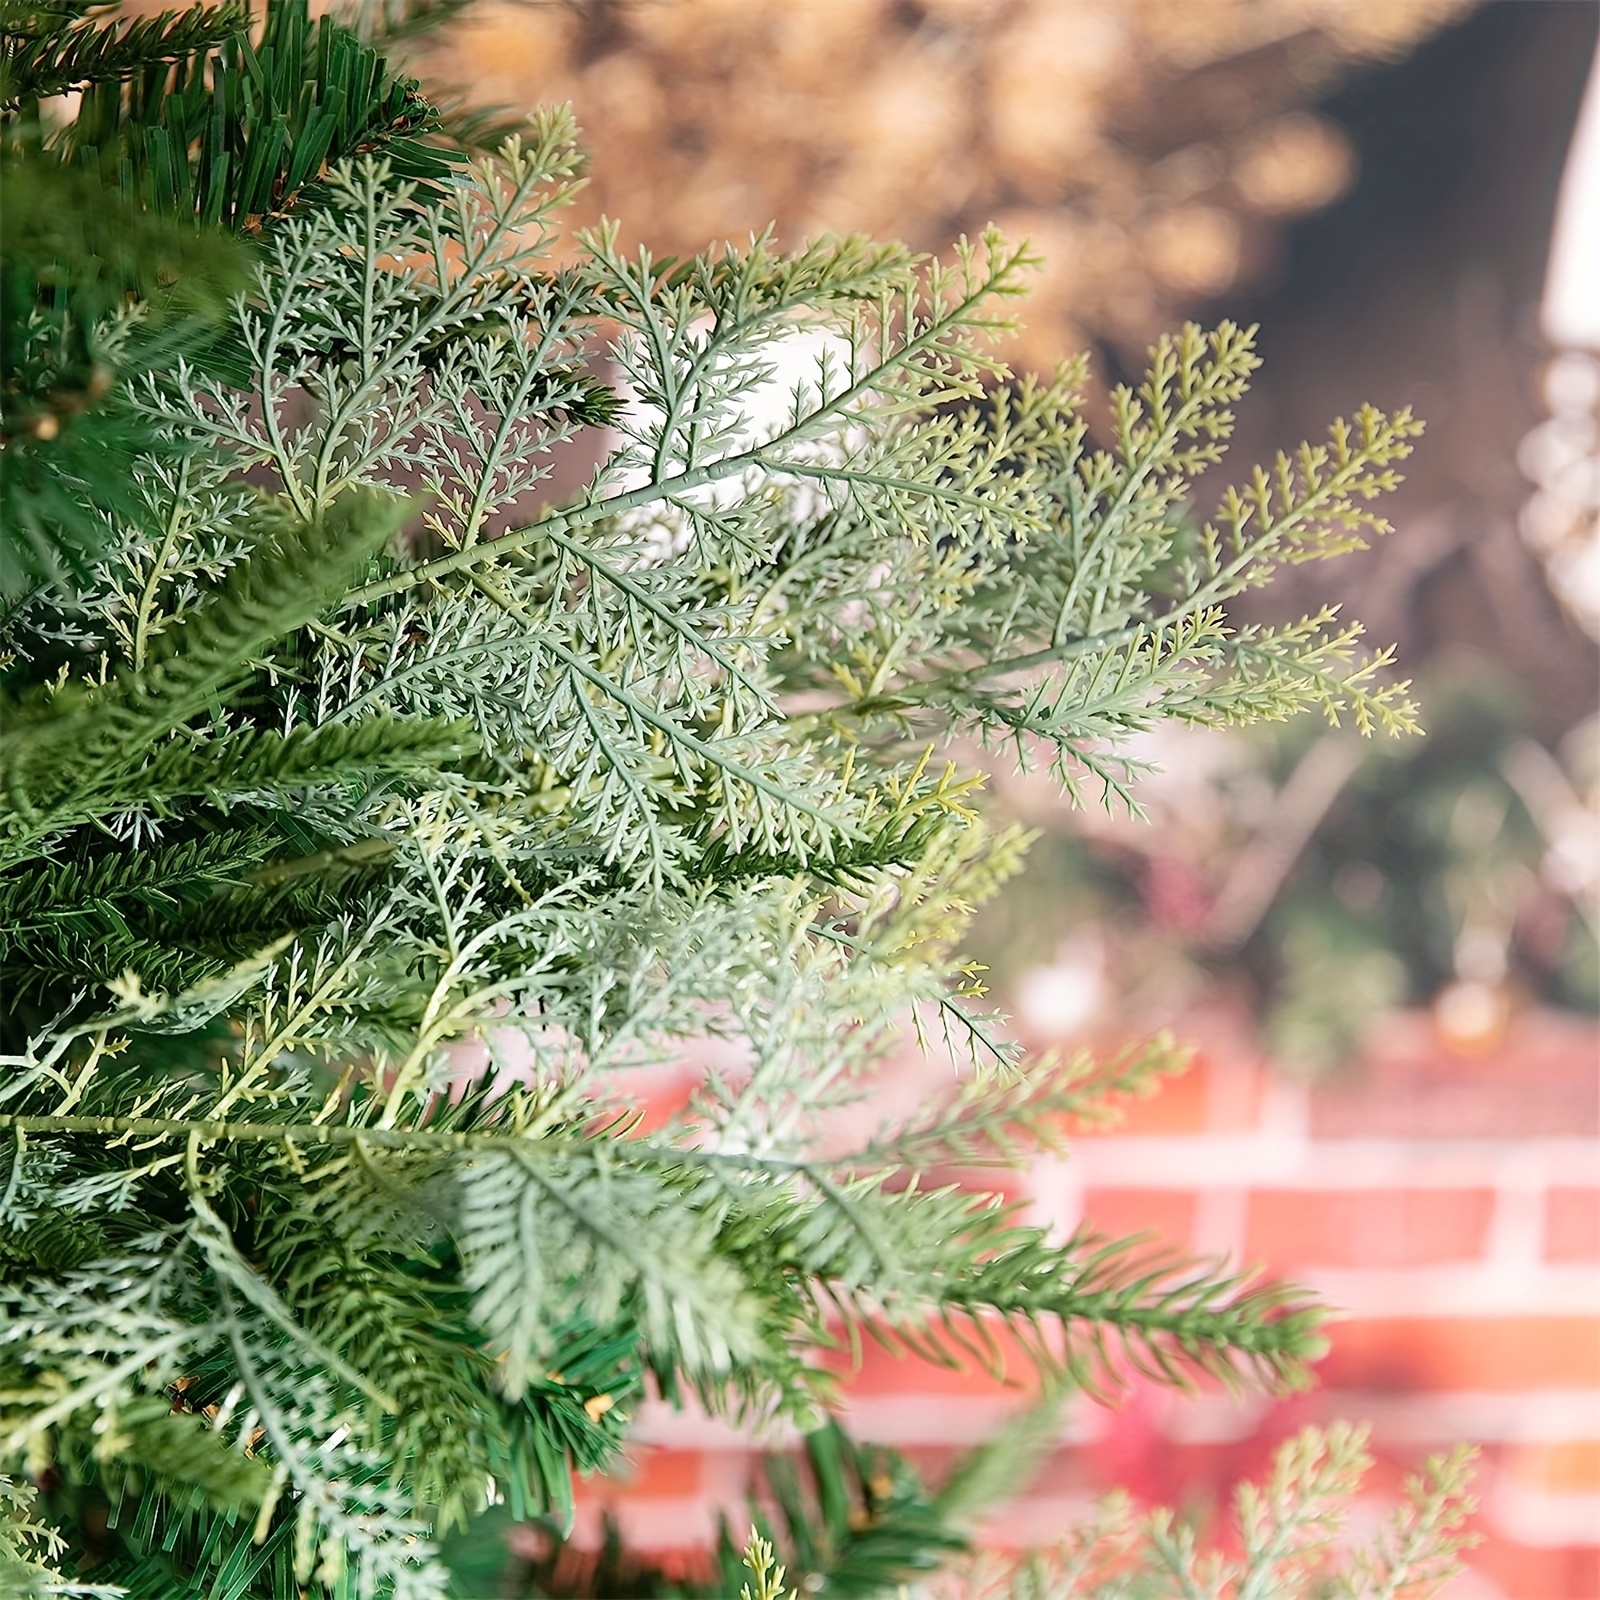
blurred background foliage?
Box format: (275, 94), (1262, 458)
(974, 664), (1598, 1075)
(428, 0), (1477, 370)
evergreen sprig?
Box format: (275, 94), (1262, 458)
(55, 0), (455, 229)
(1, 0), (462, 596)
(0, 0), (247, 106)
(475, 1416), (1475, 1600)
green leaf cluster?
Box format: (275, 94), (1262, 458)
(0, 6), (1423, 1595)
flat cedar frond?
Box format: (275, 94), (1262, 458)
(1, 29), (1432, 1591)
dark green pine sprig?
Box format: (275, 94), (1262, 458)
(0, 0), (248, 107)
(0, 0), (463, 599)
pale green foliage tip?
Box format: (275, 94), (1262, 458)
(2, 101), (1421, 1599)
(741, 1532), (797, 1600)
(941, 1423), (1478, 1600)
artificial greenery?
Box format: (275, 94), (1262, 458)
(0, 0), (448, 598)
(0, 3), (1429, 1595)
(0, 125), (248, 596)
(481, 1417), (1476, 1600)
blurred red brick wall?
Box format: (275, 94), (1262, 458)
(574, 1005), (1600, 1600)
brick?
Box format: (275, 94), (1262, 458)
(595, 1061), (701, 1134)
(1093, 1053), (1211, 1135)
(573, 999), (1600, 1600)
(1083, 1386), (1326, 1510)
(1310, 1010), (1600, 1139)
(1244, 1187), (1496, 1268)
(1082, 1187), (1199, 1248)
(1020, 1443), (1108, 1500)
(1508, 1438), (1600, 1496)
(593, 1445), (705, 1499)
(1546, 1187), (1600, 1262)
(594, 1496), (722, 1555)
(895, 1444), (969, 1488)
(1469, 1527), (1600, 1600)
(830, 1335), (1042, 1399)
(976, 1493), (1101, 1551)
(843, 1394), (1020, 1446)
(1200, 1050), (1270, 1134)
(1318, 1316), (1600, 1392)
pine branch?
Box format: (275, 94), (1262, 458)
(0, 824), (282, 1002)
(0, 3), (247, 105)
(0, 154), (249, 598)
(454, 1146), (774, 1400)
(0, 490), (414, 865)
(732, 1177), (1326, 1397)
(57, 0), (457, 230)
(935, 1424), (1476, 1600)
(848, 1037), (1190, 1170)
(733, 1421), (964, 1599)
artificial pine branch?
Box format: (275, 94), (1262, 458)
(939, 1424), (1477, 1600)
(56, 0), (455, 228)
(0, 153), (250, 595)
(1, 0), (463, 597)
(479, 1419), (1475, 1600)
(0, 1), (247, 105)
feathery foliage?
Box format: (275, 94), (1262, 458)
(1, 1), (246, 106)
(0, 5), (1427, 1594)
(513, 1420), (970, 1599)
(943, 1424), (1478, 1600)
